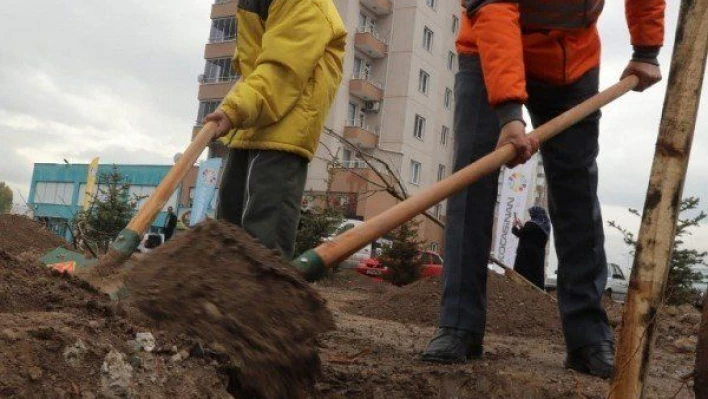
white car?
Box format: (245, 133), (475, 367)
(545, 263), (629, 301)
(327, 219), (392, 269)
(606, 263), (629, 301)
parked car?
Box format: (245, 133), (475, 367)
(355, 250), (444, 282)
(327, 219), (393, 269)
(605, 263), (629, 301)
(546, 263), (629, 301)
(137, 232), (164, 253)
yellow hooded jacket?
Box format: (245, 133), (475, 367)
(219, 0), (347, 161)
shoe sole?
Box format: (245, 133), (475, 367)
(420, 351), (482, 365)
(564, 360), (612, 380)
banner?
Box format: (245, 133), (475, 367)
(83, 157), (100, 210)
(189, 157), (222, 226)
(493, 158), (537, 267)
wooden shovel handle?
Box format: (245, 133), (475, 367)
(125, 122), (219, 235)
(314, 76), (639, 267)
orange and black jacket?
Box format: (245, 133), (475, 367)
(457, 0), (665, 126)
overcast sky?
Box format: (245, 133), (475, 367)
(0, 1), (706, 269)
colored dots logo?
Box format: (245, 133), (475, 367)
(507, 172), (528, 193)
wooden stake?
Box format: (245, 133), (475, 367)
(608, 0), (708, 397)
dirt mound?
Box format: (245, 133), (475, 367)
(127, 220), (335, 399)
(347, 272), (563, 339)
(0, 214), (68, 259)
(0, 250), (229, 398)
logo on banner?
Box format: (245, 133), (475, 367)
(507, 172), (528, 193)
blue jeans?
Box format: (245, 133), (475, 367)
(439, 54), (612, 351)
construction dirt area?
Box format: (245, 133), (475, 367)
(0, 214), (702, 398)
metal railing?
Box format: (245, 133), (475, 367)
(356, 26), (387, 44)
(350, 72), (384, 89)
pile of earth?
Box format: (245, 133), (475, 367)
(346, 272), (564, 339)
(0, 214), (68, 259)
(126, 220), (336, 399)
(0, 250), (231, 398)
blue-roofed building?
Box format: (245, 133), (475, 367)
(27, 163), (199, 241)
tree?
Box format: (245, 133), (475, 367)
(380, 220), (424, 287)
(0, 182), (12, 214)
(608, 196), (706, 305)
(74, 166), (142, 254)
(294, 205), (344, 258)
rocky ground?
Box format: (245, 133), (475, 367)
(0, 214), (701, 398)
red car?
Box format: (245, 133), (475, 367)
(355, 250), (444, 282)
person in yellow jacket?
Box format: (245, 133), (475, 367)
(204, 0), (347, 259)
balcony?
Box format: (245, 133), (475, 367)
(354, 27), (387, 59)
(349, 74), (384, 102)
(360, 0), (392, 15)
(343, 123), (378, 149)
(204, 40), (236, 59)
(211, 0), (237, 19)
(198, 81), (235, 100)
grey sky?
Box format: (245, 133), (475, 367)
(0, 1), (706, 267)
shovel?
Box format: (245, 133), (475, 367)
(96, 76), (637, 276)
(290, 76), (639, 280)
(95, 122), (220, 270)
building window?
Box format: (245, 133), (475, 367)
(358, 12), (376, 32)
(347, 102), (359, 126)
(34, 182), (74, 205)
(203, 58), (238, 83)
(414, 114), (426, 140)
(447, 51), (456, 70)
(444, 87), (453, 109)
(426, 0), (437, 10)
(437, 164), (446, 181)
(441, 125), (449, 146)
(209, 17), (237, 43)
(418, 69), (430, 94)
(430, 241), (440, 253)
(353, 56), (372, 80)
(410, 160), (422, 185)
(423, 27), (434, 52)
(452, 15), (459, 33)
(197, 100), (220, 124)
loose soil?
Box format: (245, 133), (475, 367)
(0, 250), (230, 398)
(127, 221), (335, 399)
(0, 214), (700, 398)
(346, 272), (563, 339)
(0, 214), (67, 259)
(316, 271), (700, 398)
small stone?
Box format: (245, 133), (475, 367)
(135, 333), (156, 353)
(82, 392), (97, 399)
(170, 353), (183, 363)
(673, 337), (698, 354)
(89, 320), (106, 329)
(28, 366), (43, 381)
(170, 345), (178, 355)
(100, 350), (134, 399)
(63, 339), (88, 367)
(178, 350), (190, 361)
(1, 328), (19, 342)
(203, 302), (223, 320)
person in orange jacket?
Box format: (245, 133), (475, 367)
(421, 0), (664, 379)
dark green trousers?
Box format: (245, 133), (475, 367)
(217, 149), (308, 259)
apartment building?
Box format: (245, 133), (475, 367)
(191, 0), (547, 254)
